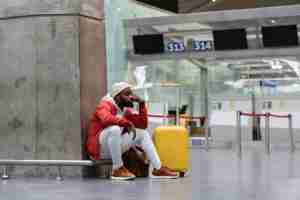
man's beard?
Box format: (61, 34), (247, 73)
(123, 101), (134, 108)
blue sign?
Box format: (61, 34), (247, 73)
(192, 40), (213, 51)
(167, 42), (185, 52)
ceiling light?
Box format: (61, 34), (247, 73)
(272, 59), (283, 69)
(279, 59), (300, 77)
(262, 59), (283, 69)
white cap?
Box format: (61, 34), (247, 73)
(111, 82), (132, 98)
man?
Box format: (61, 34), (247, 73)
(86, 82), (178, 180)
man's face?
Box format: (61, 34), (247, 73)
(115, 87), (134, 108)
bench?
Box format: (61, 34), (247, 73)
(0, 159), (112, 181)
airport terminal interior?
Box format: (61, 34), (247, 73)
(1, 0), (300, 199)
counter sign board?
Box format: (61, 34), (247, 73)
(192, 40), (213, 51)
(167, 41), (185, 52)
(164, 33), (213, 53)
(166, 40), (213, 52)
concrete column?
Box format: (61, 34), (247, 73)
(0, 0), (106, 177)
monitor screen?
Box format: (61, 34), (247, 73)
(262, 25), (299, 47)
(133, 34), (165, 54)
(213, 29), (248, 50)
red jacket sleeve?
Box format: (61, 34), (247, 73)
(124, 102), (148, 129)
(95, 102), (132, 128)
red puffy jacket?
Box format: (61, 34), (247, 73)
(86, 98), (148, 160)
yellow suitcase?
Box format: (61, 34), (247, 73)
(153, 126), (189, 175)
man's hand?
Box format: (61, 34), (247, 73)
(127, 123), (137, 140)
(129, 95), (145, 104)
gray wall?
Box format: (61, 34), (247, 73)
(0, 0), (106, 177)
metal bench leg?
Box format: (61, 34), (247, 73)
(56, 166), (63, 181)
(105, 165), (112, 178)
(97, 164), (112, 179)
(2, 166), (9, 180)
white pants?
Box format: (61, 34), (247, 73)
(99, 126), (162, 170)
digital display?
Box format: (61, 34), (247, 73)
(262, 25), (299, 47)
(133, 34), (165, 54)
(213, 29), (248, 50)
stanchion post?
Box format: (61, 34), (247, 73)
(56, 166), (63, 181)
(176, 88), (180, 126)
(204, 117), (209, 151)
(163, 103), (169, 125)
(237, 111), (242, 159)
(265, 113), (271, 155)
(288, 114), (295, 153)
(1, 166), (9, 180)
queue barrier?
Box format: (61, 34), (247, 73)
(236, 111), (295, 159)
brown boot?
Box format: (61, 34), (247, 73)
(152, 166), (179, 179)
(111, 166), (136, 180)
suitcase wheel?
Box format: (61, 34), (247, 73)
(179, 171), (185, 177)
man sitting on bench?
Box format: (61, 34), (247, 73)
(86, 82), (178, 180)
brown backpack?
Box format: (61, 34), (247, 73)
(122, 147), (149, 177)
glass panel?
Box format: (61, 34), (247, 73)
(128, 60), (206, 121)
(104, 0), (171, 90)
(104, 0), (129, 90)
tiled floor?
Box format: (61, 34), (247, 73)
(1, 146), (300, 200)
